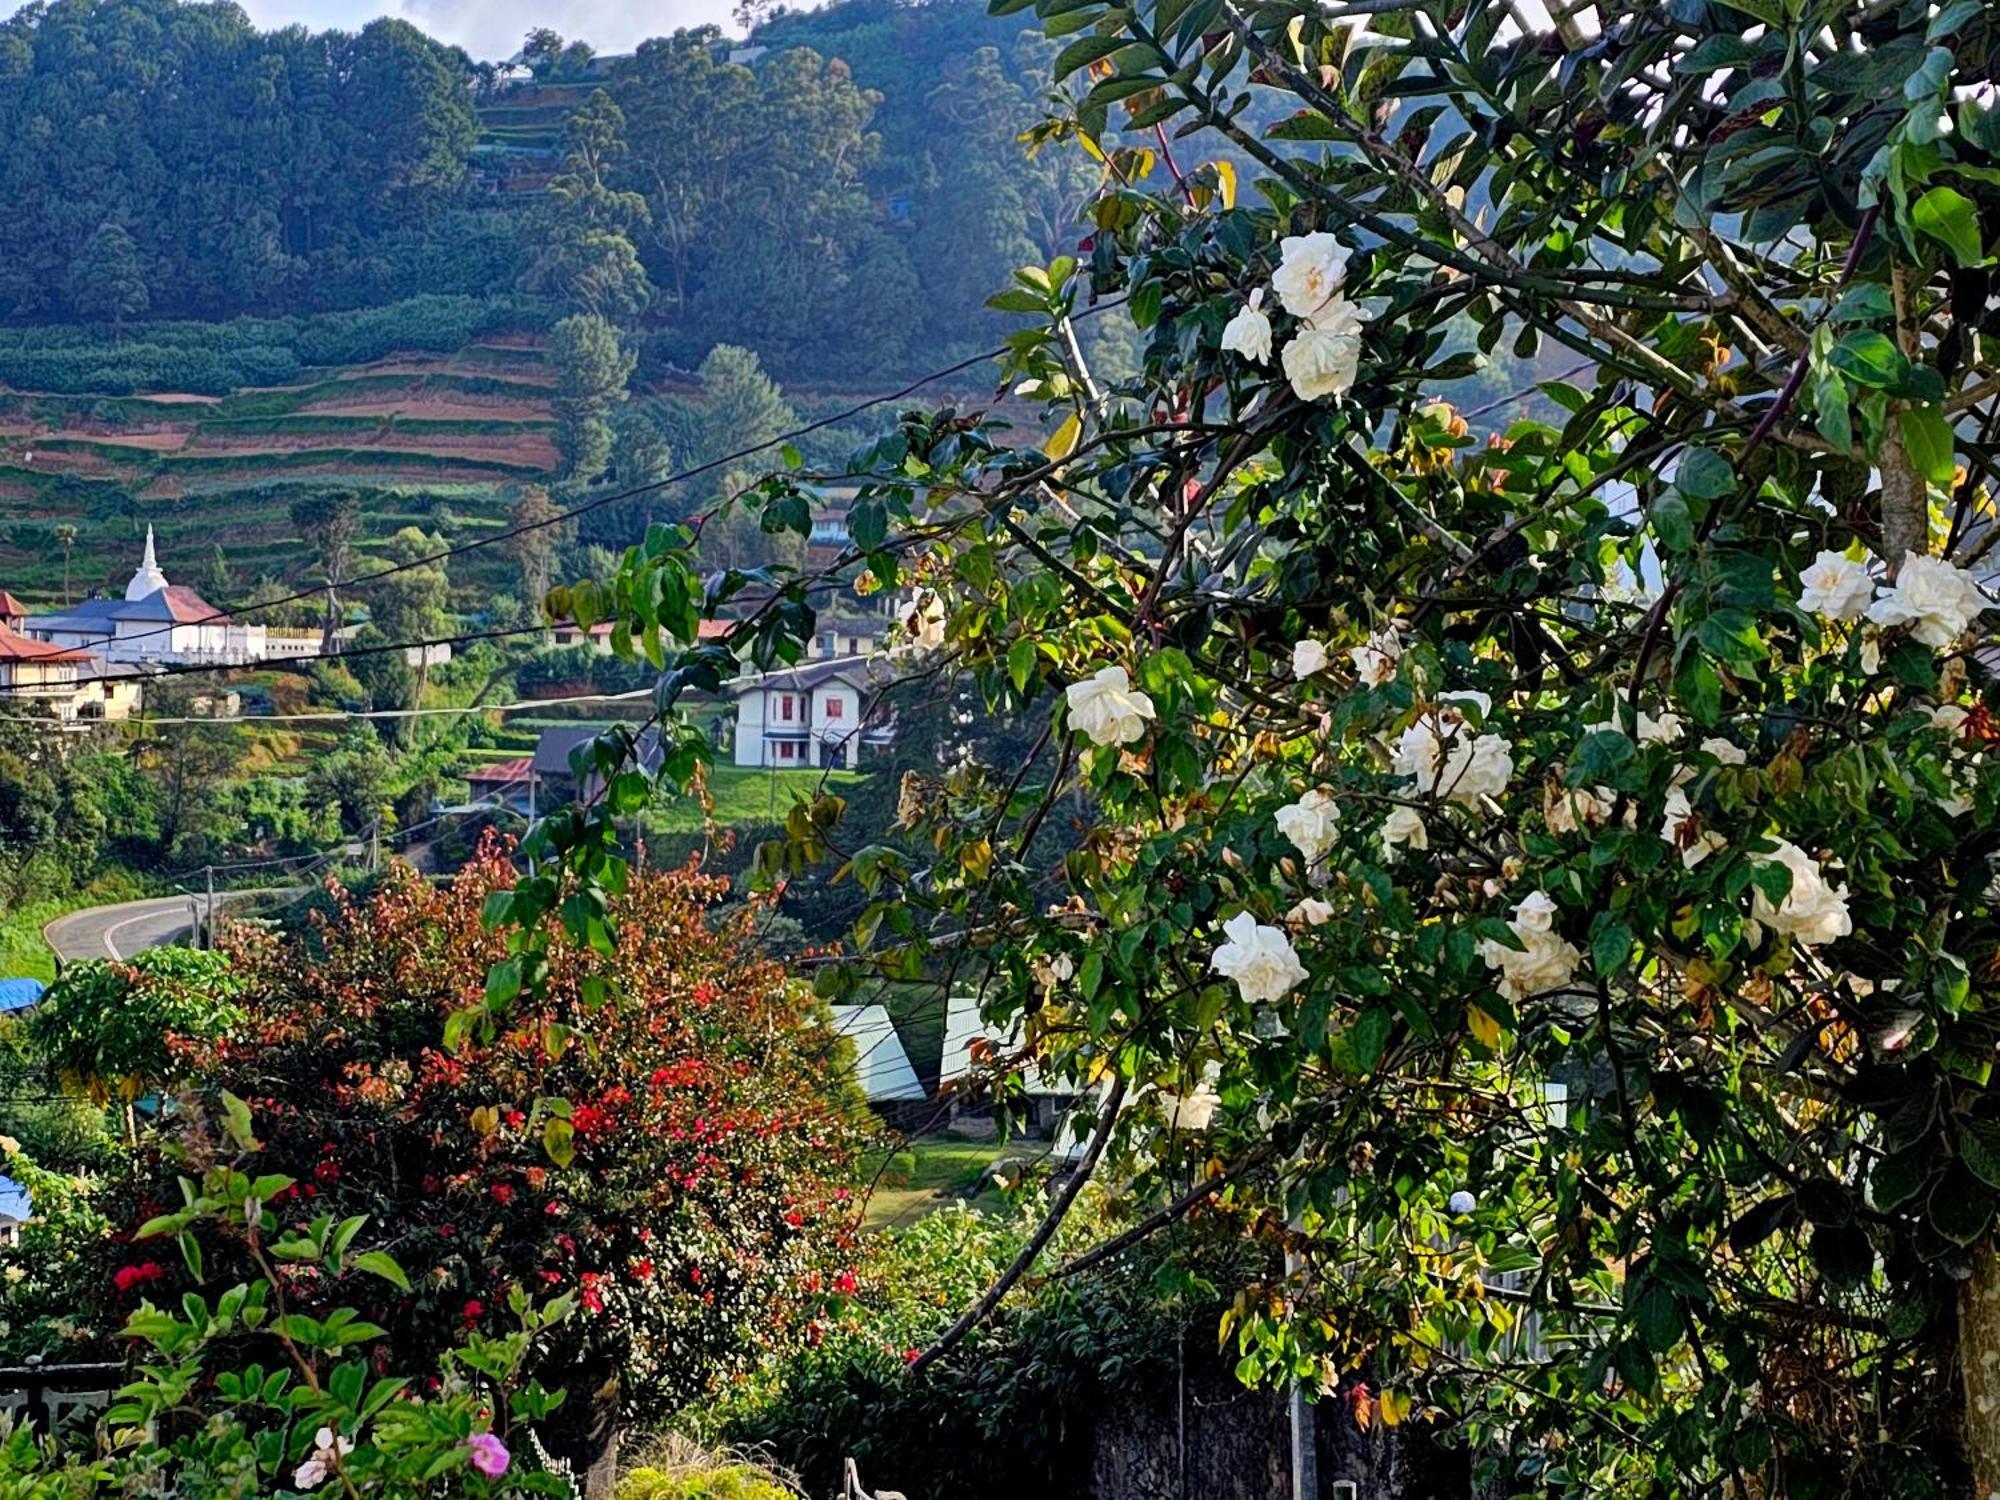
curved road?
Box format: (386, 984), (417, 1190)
(43, 892), (274, 963)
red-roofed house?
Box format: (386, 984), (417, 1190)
(0, 592), (28, 631)
(0, 623), (94, 717)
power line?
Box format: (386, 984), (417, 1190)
(46, 328), (1076, 657)
(0, 622), (545, 696)
(120, 684), (657, 726)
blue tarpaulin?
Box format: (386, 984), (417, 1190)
(0, 978), (44, 1013)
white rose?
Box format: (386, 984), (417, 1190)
(1279, 296), (1366, 402)
(1292, 638), (1329, 678)
(1866, 553), (1991, 647)
(1638, 710), (1684, 747)
(1065, 664), (1157, 747)
(1275, 787), (1341, 864)
(1270, 231), (1353, 322)
(1288, 897), (1335, 927)
(1447, 1189), (1478, 1215)
(1660, 787), (1725, 868)
(1750, 840), (1853, 948)
(1701, 736), (1748, 765)
(900, 590), (946, 649)
(1546, 781), (1614, 836)
(1795, 550), (1875, 620)
(1392, 721), (1443, 782)
(1220, 287), (1273, 365)
(1381, 806), (1428, 855)
(1437, 733), (1513, 807)
(1211, 911), (1309, 1004)
(1477, 891), (1581, 1001)
(1349, 630), (1401, 686)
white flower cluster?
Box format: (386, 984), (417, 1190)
(1477, 891), (1582, 1002)
(1292, 627), (1399, 687)
(1796, 549), (1992, 648)
(1212, 910), (1308, 1004)
(1220, 233), (1369, 403)
(1393, 692), (1513, 808)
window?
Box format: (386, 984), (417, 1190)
(776, 741), (796, 762)
(778, 693), (795, 722)
(825, 697), (844, 721)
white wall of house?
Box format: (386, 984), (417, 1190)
(732, 677), (873, 768)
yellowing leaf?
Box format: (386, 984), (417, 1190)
(1379, 1389), (1412, 1427)
(470, 1105), (499, 1136)
(1044, 410), (1082, 461)
(1466, 1004), (1503, 1048)
(1213, 159), (1236, 210)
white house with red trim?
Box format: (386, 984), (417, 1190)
(727, 655), (893, 769)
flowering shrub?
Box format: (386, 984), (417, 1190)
(0, 1094), (571, 1497)
(80, 845), (864, 1477)
(531, 0), (2000, 1491)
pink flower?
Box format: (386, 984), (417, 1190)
(466, 1433), (510, 1478)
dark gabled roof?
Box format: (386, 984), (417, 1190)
(532, 724), (665, 779)
(728, 654), (884, 698)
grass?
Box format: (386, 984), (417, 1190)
(644, 766), (866, 834)
(0, 869), (161, 983)
(860, 1134), (1012, 1230)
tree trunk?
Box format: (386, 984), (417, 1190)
(1963, 1250), (2000, 1496)
(539, 1353), (621, 1499)
(1880, 418), (1929, 566)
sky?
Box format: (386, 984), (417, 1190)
(237, 0), (741, 62)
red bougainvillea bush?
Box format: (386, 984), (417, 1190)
(109, 842), (868, 1446)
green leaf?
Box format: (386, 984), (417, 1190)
(542, 1116), (575, 1169)
(219, 1091), (257, 1152)
(1591, 920), (1634, 977)
(484, 959), (523, 1009)
(1897, 405), (1956, 484)
(1827, 330), (1911, 390)
(1675, 447), (1735, 500)
(352, 1252), (411, 1293)
(1911, 185), (1985, 267)
(1959, 1118), (2000, 1190)
(1051, 33), (1124, 81)
(1649, 493), (1693, 552)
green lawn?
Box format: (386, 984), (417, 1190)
(644, 766), (866, 834)
(860, 1134), (1012, 1230)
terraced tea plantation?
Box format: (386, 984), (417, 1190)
(0, 327), (559, 604)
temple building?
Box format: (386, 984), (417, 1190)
(23, 528), (296, 667)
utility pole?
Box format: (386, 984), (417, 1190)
(1287, 1236), (1317, 1500)
(203, 865), (214, 950)
(369, 820), (381, 874)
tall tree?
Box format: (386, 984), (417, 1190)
(50, 524), (76, 606)
(67, 221), (149, 330)
(289, 490), (362, 653)
(522, 90), (651, 320)
(501, 486), (566, 619)
(694, 343), (794, 477)
(548, 314), (635, 483)
(367, 526), (450, 711)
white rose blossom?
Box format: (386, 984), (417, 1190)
(900, 589), (946, 649)
(1288, 896), (1335, 927)
(1275, 787), (1341, 865)
(1546, 781), (1615, 836)
(1064, 664), (1157, 747)
(1750, 840), (1853, 948)
(1477, 891), (1582, 1002)
(1660, 788), (1725, 868)
(1269, 231), (1353, 322)
(1866, 553), (1991, 647)
(1349, 629), (1401, 687)
(1280, 297), (1367, 402)
(1701, 736), (1748, 766)
(1381, 805), (1428, 855)
(1219, 287), (1273, 364)
(294, 1429), (354, 1491)
(1211, 911), (1309, 1004)
(1393, 698), (1512, 808)
(1795, 549), (1875, 621)
(1292, 638), (1329, 678)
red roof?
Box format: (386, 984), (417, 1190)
(0, 591), (28, 618)
(159, 585), (222, 624)
(464, 757), (533, 786)
(0, 622), (93, 664)
(698, 619), (736, 640)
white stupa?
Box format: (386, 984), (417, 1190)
(125, 525), (169, 602)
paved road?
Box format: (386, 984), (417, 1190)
(43, 891), (276, 963)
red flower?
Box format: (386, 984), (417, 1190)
(631, 1258), (655, 1280)
(490, 1184), (514, 1206)
(833, 1270), (858, 1296)
(113, 1262), (164, 1294)
(462, 1299), (484, 1322)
